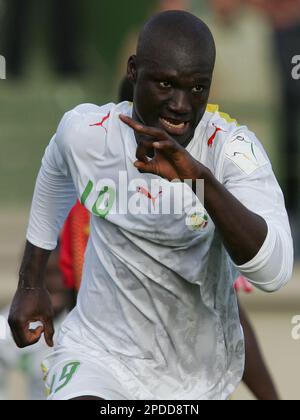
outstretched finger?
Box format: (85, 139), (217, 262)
(119, 115), (167, 141)
(152, 140), (180, 154)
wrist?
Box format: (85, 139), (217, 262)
(17, 241), (51, 289)
(187, 164), (212, 197)
(191, 161), (212, 181)
(18, 272), (44, 290)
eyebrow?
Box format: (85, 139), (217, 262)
(146, 70), (211, 84)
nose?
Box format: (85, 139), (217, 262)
(167, 89), (192, 115)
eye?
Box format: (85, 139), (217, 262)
(159, 81), (172, 89)
(192, 85), (205, 94)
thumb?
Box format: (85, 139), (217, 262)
(43, 318), (55, 347)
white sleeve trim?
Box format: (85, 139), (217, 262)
(25, 234), (58, 251)
(236, 223), (274, 271)
(234, 220), (294, 292)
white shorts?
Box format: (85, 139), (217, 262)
(42, 348), (131, 400)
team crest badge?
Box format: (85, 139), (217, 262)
(185, 206), (209, 231)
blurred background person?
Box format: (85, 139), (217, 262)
(0, 0), (85, 78)
(59, 202), (90, 294)
(235, 279), (279, 400)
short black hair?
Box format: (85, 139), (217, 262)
(136, 11), (216, 70)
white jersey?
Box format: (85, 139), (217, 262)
(27, 102), (293, 400)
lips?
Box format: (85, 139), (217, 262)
(159, 117), (190, 136)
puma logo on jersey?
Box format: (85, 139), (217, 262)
(137, 186), (162, 208)
(90, 112), (111, 132)
(208, 124), (226, 148)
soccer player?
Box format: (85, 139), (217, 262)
(8, 11), (293, 400)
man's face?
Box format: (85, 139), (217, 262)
(129, 51), (213, 148)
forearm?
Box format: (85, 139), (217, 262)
(18, 241), (51, 289)
(200, 169), (268, 266)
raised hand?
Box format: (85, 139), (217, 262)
(120, 115), (204, 182)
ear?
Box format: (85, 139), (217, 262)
(127, 55), (137, 84)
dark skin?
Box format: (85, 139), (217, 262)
(9, 242), (54, 348)
(8, 12), (268, 403)
(130, 11), (215, 149)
